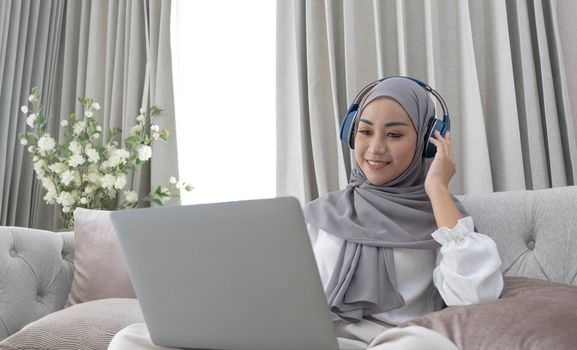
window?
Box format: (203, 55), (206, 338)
(171, 0), (276, 205)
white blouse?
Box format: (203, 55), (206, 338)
(307, 216), (504, 325)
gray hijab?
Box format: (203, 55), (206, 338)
(303, 77), (468, 323)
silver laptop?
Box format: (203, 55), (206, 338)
(111, 197), (340, 350)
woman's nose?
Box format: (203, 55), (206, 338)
(368, 137), (387, 154)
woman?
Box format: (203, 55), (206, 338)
(109, 77), (503, 349)
(301, 77), (503, 349)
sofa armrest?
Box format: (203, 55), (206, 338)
(0, 226), (74, 341)
(458, 185), (577, 286)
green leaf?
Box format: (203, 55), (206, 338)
(152, 198), (163, 206)
(32, 86), (40, 96)
(125, 136), (141, 146)
(149, 106), (163, 116)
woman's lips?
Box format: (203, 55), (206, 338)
(366, 160), (391, 169)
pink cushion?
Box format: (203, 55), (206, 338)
(401, 276), (577, 349)
(66, 208), (136, 306)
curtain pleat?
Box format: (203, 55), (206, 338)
(277, 0), (577, 204)
(0, 0), (178, 230)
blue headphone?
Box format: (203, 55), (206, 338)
(339, 76), (450, 158)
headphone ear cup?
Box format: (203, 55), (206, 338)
(339, 104), (360, 149)
(423, 118), (449, 158)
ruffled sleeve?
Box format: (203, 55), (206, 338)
(432, 216), (504, 306)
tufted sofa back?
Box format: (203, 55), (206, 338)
(0, 227), (74, 340)
(458, 185), (577, 286)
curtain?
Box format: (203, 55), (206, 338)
(0, 0), (178, 230)
(277, 0), (577, 204)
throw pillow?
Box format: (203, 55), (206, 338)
(66, 208), (136, 306)
(401, 276), (577, 350)
(0, 298), (143, 350)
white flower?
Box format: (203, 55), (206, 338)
(73, 120), (86, 135)
(80, 197), (89, 204)
(85, 110), (93, 118)
(124, 190), (138, 203)
(61, 120), (69, 127)
(92, 133), (100, 139)
(84, 185), (94, 193)
(92, 102), (101, 110)
(26, 114), (37, 127)
(21, 105), (28, 114)
(169, 176), (177, 184)
(114, 174), (127, 190)
(20, 138), (28, 145)
(28, 145), (35, 152)
(137, 145), (152, 161)
(175, 180), (184, 189)
(43, 190), (57, 204)
(68, 153), (86, 168)
(68, 141), (82, 154)
(100, 174), (116, 190)
(37, 135), (56, 154)
(136, 115), (145, 123)
(85, 148), (100, 163)
(96, 125), (102, 132)
(61, 170), (75, 186)
(130, 124), (143, 135)
(99, 160), (111, 171)
(139, 108), (146, 114)
(56, 191), (76, 209)
(48, 162), (67, 174)
(150, 124), (160, 133)
(108, 148), (130, 167)
(32, 156), (39, 162)
(29, 95), (37, 102)
(152, 133), (160, 140)
(105, 143), (116, 154)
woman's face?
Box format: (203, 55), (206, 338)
(354, 97), (418, 186)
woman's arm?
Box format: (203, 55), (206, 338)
(427, 186), (463, 229)
(432, 217), (504, 305)
(424, 131), (463, 229)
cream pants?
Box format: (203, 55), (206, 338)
(108, 318), (458, 350)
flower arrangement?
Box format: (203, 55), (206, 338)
(18, 87), (192, 230)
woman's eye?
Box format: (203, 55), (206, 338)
(358, 130), (372, 136)
(387, 133), (402, 138)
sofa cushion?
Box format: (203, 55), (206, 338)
(401, 276), (577, 349)
(66, 208), (136, 306)
(0, 298), (143, 350)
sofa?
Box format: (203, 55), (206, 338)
(1, 186), (576, 350)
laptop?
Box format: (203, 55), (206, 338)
(111, 197), (340, 350)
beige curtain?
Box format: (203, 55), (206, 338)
(277, 0), (577, 204)
(0, 0), (178, 230)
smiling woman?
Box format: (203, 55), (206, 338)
(170, 0), (276, 205)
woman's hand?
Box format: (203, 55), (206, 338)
(424, 131), (462, 229)
(424, 130), (456, 194)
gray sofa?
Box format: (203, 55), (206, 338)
(1, 186), (576, 348)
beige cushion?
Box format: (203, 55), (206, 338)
(401, 276), (577, 349)
(66, 208), (136, 306)
(0, 298), (143, 350)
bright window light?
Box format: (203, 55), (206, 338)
(171, 0), (276, 205)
